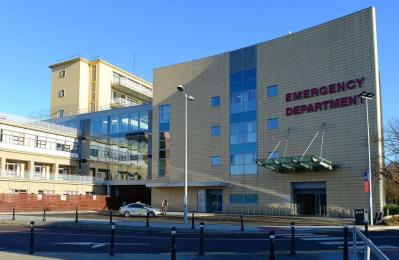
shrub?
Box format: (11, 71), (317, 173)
(383, 216), (399, 226)
(384, 204), (399, 215)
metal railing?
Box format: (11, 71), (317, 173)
(111, 77), (153, 97)
(0, 171), (104, 184)
(352, 226), (389, 260)
(111, 97), (141, 107)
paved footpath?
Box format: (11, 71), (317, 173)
(0, 251), (344, 260)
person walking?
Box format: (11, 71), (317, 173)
(161, 200), (166, 215)
(164, 200), (168, 215)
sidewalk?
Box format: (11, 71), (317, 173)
(0, 212), (395, 234)
(0, 251), (344, 260)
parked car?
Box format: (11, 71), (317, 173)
(119, 203), (161, 217)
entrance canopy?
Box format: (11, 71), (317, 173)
(256, 155), (335, 173)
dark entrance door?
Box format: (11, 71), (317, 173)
(292, 182), (327, 216)
(297, 193), (316, 215)
(206, 190), (223, 212)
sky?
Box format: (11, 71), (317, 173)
(0, 0), (397, 121)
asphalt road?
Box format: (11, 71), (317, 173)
(0, 225), (398, 258)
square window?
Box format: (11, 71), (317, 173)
(211, 96), (220, 107)
(58, 90), (65, 97)
(211, 126), (221, 137)
(211, 156), (221, 166)
(59, 70), (66, 78)
(268, 118), (279, 130)
(267, 85), (278, 97)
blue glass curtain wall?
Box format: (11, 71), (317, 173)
(229, 46), (258, 176)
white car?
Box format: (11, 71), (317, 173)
(119, 203), (161, 217)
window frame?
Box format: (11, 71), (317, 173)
(211, 96), (221, 107)
(211, 156), (221, 166)
(211, 126), (221, 137)
(267, 118), (279, 130)
(267, 85), (278, 97)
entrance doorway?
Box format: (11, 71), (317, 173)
(292, 182), (326, 216)
(206, 190), (223, 212)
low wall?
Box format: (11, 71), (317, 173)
(0, 193), (111, 212)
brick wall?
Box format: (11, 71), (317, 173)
(0, 193), (111, 212)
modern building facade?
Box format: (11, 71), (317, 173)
(0, 7), (385, 216)
(0, 113), (102, 195)
(151, 7), (384, 215)
(49, 57), (153, 118)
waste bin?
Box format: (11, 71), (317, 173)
(354, 209), (365, 225)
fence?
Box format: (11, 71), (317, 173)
(0, 193), (110, 212)
(225, 204), (355, 218)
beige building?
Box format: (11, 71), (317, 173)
(0, 113), (103, 195)
(151, 7), (384, 216)
(49, 57), (153, 118)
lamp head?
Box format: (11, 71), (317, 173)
(359, 91), (375, 100)
(188, 95), (195, 101)
(177, 85), (184, 92)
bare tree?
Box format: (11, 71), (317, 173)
(378, 119), (399, 203)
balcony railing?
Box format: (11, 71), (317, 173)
(0, 171), (104, 184)
(111, 97), (141, 107)
(111, 76), (153, 98)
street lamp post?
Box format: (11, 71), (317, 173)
(177, 84), (195, 225)
(360, 91), (375, 225)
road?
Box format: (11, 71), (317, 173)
(0, 225), (398, 258)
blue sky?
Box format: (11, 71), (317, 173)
(0, 0), (397, 120)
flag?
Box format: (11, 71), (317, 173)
(364, 172), (370, 193)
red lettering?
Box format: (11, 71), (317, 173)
(307, 103), (315, 113)
(348, 95), (357, 105)
(340, 97), (349, 106)
(336, 82), (345, 92)
(322, 101), (329, 110)
(346, 80), (356, 89)
(311, 88), (318, 97)
(330, 99), (340, 109)
(286, 107), (293, 116)
(303, 89), (310, 99)
(286, 93), (292, 102)
(328, 84), (336, 94)
(301, 105), (307, 114)
(293, 92), (302, 101)
(320, 86), (328, 95)
(314, 102), (322, 112)
(293, 106), (301, 115)
(356, 77), (365, 88)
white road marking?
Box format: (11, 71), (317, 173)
(301, 237), (343, 241)
(53, 242), (149, 248)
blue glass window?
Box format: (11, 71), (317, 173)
(211, 126), (221, 137)
(139, 111), (149, 131)
(267, 85), (278, 97)
(211, 96), (220, 107)
(230, 121), (256, 144)
(230, 153), (257, 175)
(230, 194), (258, 204)
(211, 156), (221, 166)
(268, 118), (279, 130)
(120, 114), (129, 133)
(159, 104), (170, 132)
(110, 115), (119, 134)
(129, 112), (139, 131)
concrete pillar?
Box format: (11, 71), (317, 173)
(0, 157), (6, 177)
(54, 163), (60, 180)
(29, 160), (35, 180)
